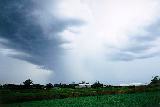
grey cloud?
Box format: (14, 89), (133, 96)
(111, 21), (160, 61)
(0, 0), (83, 81)
(111, 50), (157, 61)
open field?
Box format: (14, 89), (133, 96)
(1, 86), (159, 104)
(2, 91), (160, 107)
(1, 78), (160, 107)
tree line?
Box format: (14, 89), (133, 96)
(0, 76), (159, 89)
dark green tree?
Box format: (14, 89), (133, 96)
(45, 83), (53, 89)
(91, 81), (103, 88)
(23, 79), (33, 86)
(150, 76), (160, 86)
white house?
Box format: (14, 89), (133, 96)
(75, 82), (92, 88)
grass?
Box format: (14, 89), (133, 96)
(0, 87), (130, 103)
(2, 91), (160, 107)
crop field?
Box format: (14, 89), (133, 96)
(0, 87), (133, 104)
(1, 86), (159, 104)
(2, 91), (160, 107)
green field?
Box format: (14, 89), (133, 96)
(2, 91), (160, 107)
(1, 86), (159, 104)
(0, 87), (133, 104)
(1, 86), (160, 107)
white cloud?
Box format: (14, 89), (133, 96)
(56, 0), (160, 82)
(57, 0), (160, 56)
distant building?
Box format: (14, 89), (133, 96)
(76, 82), (92, 88)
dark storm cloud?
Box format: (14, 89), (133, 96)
(0, 0), (82, 72)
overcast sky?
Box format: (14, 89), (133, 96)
(0, 0), (160, 85)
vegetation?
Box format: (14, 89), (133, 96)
(91, 81), (103, 88)
(3, 91), (160, 107)
(23, 79), (33, 86)
(0, 76), (160, 107)
(45, 83), (54, 89)
(150, 76), (160, 86)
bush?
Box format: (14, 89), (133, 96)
(150, 76), (160, 86)
(23, 79), (33, 86)
(91, 81), (103, 88)
(45, 83), (53, 89)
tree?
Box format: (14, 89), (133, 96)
(150, 76), (160, 86)
(45, 83), (53, 89)
(23, 79), (33, 86)
(91, 81), (103, 88)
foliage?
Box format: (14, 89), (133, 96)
(4, 91), (160, 107)
(1, 85), (159, 104)
(45, 83), (53, 89)
(1, 77), (160, 105)
(23, 79), (33, 86)
(32, 84), (44, 89)
(150, 76), (160, 86)
(91, 81), (103, 88)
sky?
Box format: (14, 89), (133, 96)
(0, 0), (160, 85)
